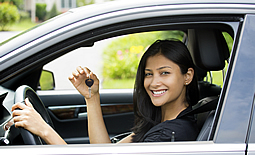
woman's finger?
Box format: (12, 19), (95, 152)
(24, 98), (33, 108)
(90, 72), (96, 80)
(72, 70), (79, 78)
(14, 120), (26, 128)
(11, 102), (27, 112)
(12, 109), (23, 117)
(4, 119), (14, 131)
(83, 67), (91, 77)
(13, 115), (24, 123)
(77, 66), (85, 75)
(68, 75), (75, 82)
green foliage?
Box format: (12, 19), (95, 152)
(36, 3), (47, 21)
(76, 0), (95, 7)
(102, 31), (184, 80)
(19, 10), (30, 20)
(0, 0), (23, 9)
(7, 18), (37, 31)
(0, 2), (20, 31)
(222, 32), (233, 52)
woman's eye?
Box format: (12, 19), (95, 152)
(145, 73), (152, 76)
(161, 72), (170, 75)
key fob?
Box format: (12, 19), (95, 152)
(85, 79), (94, 87)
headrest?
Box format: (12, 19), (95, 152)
(187, 29), (230, 71)
(195, 66), (207, 81)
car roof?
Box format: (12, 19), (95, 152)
(0, 0), (255, 58)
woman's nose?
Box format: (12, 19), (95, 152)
(150, 76), (161, 87)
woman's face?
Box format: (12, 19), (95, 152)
(144, 54), (188, 107)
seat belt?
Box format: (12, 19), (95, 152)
(179, 96), (219, 118)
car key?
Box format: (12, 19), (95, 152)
(85, 74), (94, 98)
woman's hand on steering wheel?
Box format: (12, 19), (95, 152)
(11, 98), (49, 138)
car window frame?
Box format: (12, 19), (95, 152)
(32, 17), (241, 142)
(1, 13), (244, 144)
(211, 14), (255, 146)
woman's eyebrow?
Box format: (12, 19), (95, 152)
(145, 66), (171, 71)
(157, 66), (172, 70)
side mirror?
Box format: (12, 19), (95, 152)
(38, 70), (55, 90)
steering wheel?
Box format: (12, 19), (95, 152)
(14, 85), (54, 145)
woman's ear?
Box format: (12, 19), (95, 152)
(184, 68), (194, 85)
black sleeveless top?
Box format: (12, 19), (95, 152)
(142, 106), (199, 142)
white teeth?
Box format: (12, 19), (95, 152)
(153, 90), (166, 95)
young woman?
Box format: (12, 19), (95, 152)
(10, 39), (199, 144)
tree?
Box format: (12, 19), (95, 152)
(0, 2), (20, 31)
(0, 0), (23, 9)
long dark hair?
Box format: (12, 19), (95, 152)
(131, 40), (199, 142)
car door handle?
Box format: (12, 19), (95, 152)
(78, 112), (87, 118)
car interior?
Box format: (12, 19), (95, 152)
(0, 17), (235, 145)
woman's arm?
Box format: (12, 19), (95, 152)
(69, 66), (111, 143)
(85, 93), (111, 143)
(118, 133), (134, 143)
(12, 98), (66, 145)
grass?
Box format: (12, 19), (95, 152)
(1, 19), (38, 31)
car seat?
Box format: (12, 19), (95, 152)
(187, 28), (230, 140)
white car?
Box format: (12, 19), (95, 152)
(0, 0), (255, 154)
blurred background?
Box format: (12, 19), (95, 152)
(0, 0), (114, 42)
(0, 0), (114, 31)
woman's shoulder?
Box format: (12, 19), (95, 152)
(143, 119), (197, 142)
(142, 108), (199, 142)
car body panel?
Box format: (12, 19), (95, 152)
(0, 141), (247, 155)
(213, 14), (255, 143)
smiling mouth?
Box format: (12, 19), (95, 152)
(152, 90), (167, 95)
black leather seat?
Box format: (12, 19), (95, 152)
(195, 66), (221, 100)
(196, 110), (215, 141)
(187, 29), (230, 141)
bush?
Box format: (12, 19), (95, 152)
(36, 3), (47, 21)
(0, 2), (20, 30)
(102, 31), (184, 79)
(19, 10), (30, 20)
(0, 0), (23, 9)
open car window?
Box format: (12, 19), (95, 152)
(36, 19), (236, 144)
(40, 31), (185, 90)
(40, 30), (233, 91)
